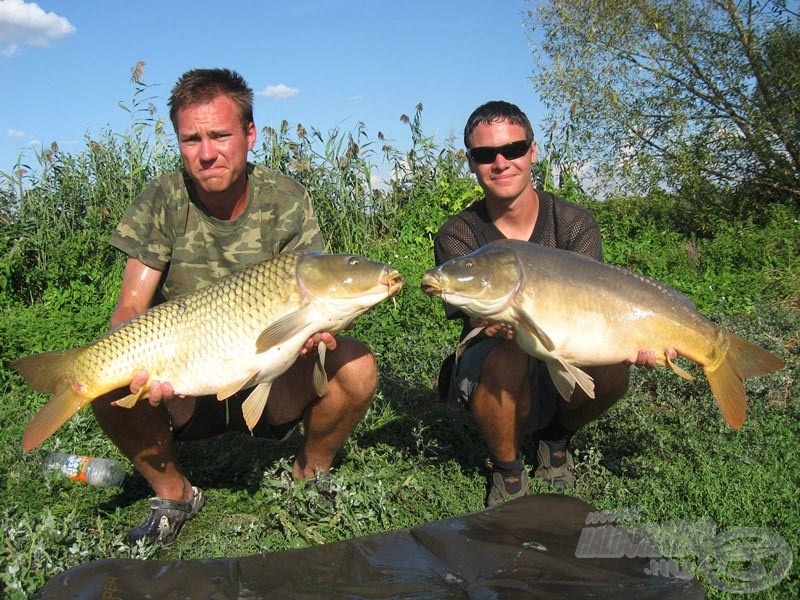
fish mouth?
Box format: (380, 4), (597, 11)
(382, 269), (405, 296)
(420, 284), (441, 297)
(420, 273), (442, 297)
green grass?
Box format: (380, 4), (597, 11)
(2, 300), (797, 598)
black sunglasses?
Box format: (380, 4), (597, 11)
(467, 140), (531, 164)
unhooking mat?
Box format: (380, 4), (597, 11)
(35, 494), (705, 599)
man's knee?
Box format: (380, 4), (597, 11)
(327, 337), (378, 405)
(559, 364), (630, 431)
(587, 363), (630, 403)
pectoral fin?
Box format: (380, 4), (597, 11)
(113, 385), (150, 408)
(241, 382), (272, 432)
(313, 341), (328, 396)
(513, 308), (556, 354)
(511, 309), (594, 400)
(217, 373), (259, 401)
(256, 306), (314, 352)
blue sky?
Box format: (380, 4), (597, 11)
(1, 0), (545, 178)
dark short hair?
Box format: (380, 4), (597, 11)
(463, 100), (534, 148)
(168, 68), (254, 133)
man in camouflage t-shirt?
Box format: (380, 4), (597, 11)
(94, 68), (379, 544)
(433, 101), (669, 508)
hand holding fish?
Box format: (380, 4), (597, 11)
(127, 371), (187, 408)
(470, 318), (515, 340)
(626, 347), (678, 369)
(130, 330), (340, 407)
(300, 332), (337, 357)
(471, 317), (676, 368)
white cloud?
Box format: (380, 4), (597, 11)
(0, 0), (75, 55)
(7, 128), (25, 139)
(257, 84), (299, 100)
(1, 42), (19, 57)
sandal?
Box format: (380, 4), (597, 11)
(126, 486), (205, 544)
(535, 439), (576, 490)
(304, 471), (338, 500)
(486, 468), (530, 508)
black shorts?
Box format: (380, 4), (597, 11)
(444, 338), (560, 433)
(173, 388), (300, 442)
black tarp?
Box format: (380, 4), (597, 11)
(35, 494), (705, 599)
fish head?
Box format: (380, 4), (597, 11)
(421, 245), (522, 317)
(297, 253), (404, 316)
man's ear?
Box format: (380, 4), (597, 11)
(246, 121), (257, 151)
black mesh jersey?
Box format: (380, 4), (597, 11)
(433, 190), (603, 324)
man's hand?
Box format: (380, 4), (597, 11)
(129, 371), (186, 407)
(300, 332), (337, 357)
(470, 317), (514, 340)
(625, 347), (678, 368)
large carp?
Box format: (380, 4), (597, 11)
(421, 239), (783, 428)
(15, 251), (404, 450)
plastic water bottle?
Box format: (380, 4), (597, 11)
(43, 452), (126, 487)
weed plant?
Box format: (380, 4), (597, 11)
(0, 82), (797, 598)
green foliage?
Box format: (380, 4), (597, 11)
(535, 110), (588, 203)
(527, 0), (800, 204)
(255, 104), (482, 259)
(0, 71), (177, 307)
(257, 119), (381, 255)
(1, 74), (798, 598)
(590, 196), (799, 314)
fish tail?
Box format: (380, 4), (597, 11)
(12, 349), (80, 394)
(725, 334), (784, 379)
(14, 348), (93, 450)
(22, 380), (92, 450)
(704, 334), (783, 429)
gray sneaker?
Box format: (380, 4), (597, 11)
(126, 486), (205, 544)
(304, 471), (338, 500)
(535, 439), (576, 490)
(486, 468), (530, 508)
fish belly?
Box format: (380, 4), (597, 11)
(154, 306), (345, 396)
(515, 289), (717, 368)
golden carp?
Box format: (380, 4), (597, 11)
(421, 239), (783, 428)
(15, 251), (404, 450)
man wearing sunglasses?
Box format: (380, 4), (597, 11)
(433, 100), (661, 507)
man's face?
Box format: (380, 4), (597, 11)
(175, 94), (256, 195)
(467, 120), (536, 203)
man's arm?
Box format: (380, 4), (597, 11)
(110, 257), (182, 405)
(110, 257), (163, 328)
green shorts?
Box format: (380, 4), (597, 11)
(443, 338), (560, 434)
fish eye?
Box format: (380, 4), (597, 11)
(348, 256), (360, 266)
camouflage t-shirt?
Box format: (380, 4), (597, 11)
(110, 162), (325, 303)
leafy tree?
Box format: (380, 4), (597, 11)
(526, 0), (800, 205)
